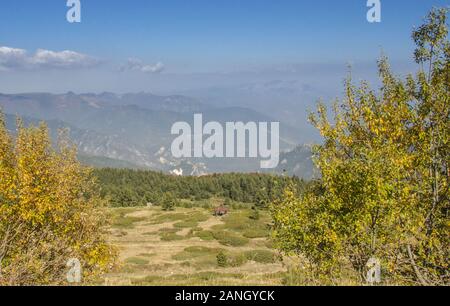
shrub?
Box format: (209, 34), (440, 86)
(0, 118), (115, 285)
(181, 202), (193, 208)
(244, 250), (277, 263)
(271, 8), (450, 284)
(161, 193), (177, 211)
(217, 251), (228, 267)
(249, 206), (260, 220)
(227, 253), (248, 267)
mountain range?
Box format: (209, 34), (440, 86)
(0, 92), (315, 178)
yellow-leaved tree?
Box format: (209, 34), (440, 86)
(0, 115), (116, 285)
(271, 8), (449, 285)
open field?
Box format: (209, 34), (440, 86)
(102, 205), (295, 286)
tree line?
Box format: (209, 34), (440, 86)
(94, 168), (308, 208)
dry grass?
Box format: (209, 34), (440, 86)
(102, 206), (291, 286)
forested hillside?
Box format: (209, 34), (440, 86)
(95, 168), (308, 207)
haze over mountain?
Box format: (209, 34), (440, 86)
(179, 79), (331, 141)
(0, 92), (315, 178)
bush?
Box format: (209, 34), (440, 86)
(227, 253), (248, 267)
(244, 250), (277, 263)
(0, 118), (115, 285)
(180, 201), (193, 208)
(217, 251), (228, 267)
(249, 206), (260, 220)
(271, 8), (450, 284)
(161, 193), (177, 211)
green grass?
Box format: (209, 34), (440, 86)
(212, 231), (249, 247)
(152, 213), (188, 223)
(222, 212), (250, 231)
(172, 246), (224, 261)
(210, 224), (227, 231)
(173, 220), (199, 228)
(223, 252), (248, 267)
(244, 250), (277, 263)
(131, 271), (246, 285)
(151, 210), (209, 224)
(194, 230), (215, 241)
(243, 226), (269, 238)
(105, 205), (284, 286)
(217, 210), (271, 238)
(188, 212), (209, 222)
(112, 214), (146, 228)
(125, 257), (150, 265)
(184, 246), (219, 254)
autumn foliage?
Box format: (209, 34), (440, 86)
(0, 117), (115, 285)
(271, 8), (449, 285)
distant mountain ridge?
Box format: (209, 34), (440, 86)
(0, 92), (314, 178)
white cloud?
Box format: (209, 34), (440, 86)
(0, 46), (99, 70)
(30, 49), (99, 68)
(121, 58), (165, 74)
(0, 46), (28, 69)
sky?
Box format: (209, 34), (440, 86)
(0, 0), (448, 94)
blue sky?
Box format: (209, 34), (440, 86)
(0, 0), (448, 93)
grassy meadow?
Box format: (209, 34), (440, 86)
(102, 201), (298, 286)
